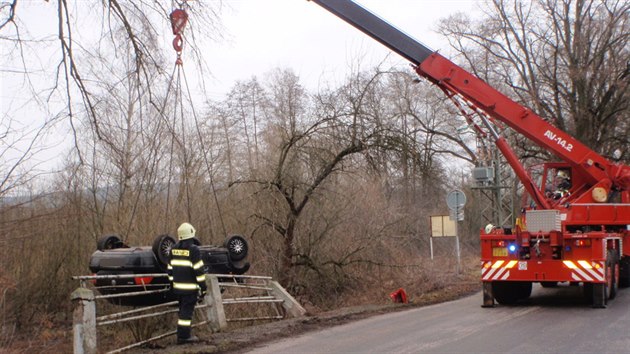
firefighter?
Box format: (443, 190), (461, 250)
(553, 169), (571, 199)
(167, 222), (207, 344)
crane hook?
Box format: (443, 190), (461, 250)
(170, 8), (188, 55)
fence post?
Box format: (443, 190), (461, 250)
(269, 281), (306, 318)
(71, 287), (97, 354)
(204, 275), (227, 332)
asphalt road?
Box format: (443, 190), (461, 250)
(247, 284), (630, 353)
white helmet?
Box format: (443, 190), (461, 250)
(484, 224), (495, 234)
(177, 222), (196, 240)
(556, 170), (570, 180)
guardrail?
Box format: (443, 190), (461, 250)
(71, 274), (305, 354)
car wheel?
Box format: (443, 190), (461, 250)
(97, 234), (124, 251)
(231, 261), (250, 275)
(224, 235), (248, 261)
(152, 234), (176, 268)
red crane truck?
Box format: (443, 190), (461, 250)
(310, 0), (630, 307)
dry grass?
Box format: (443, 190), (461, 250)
(0, 250), (480, 353)
(0, 176), (482, 353)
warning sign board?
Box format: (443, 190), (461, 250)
(430, 215), (457, 237)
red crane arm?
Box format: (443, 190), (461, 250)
(417, 53), (611, 185)
(310, 0), (630, 205)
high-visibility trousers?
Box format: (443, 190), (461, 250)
(176, 293), (198, 339)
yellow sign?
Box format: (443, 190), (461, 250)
(172, 249), (190, 257)
(492, 247), (508, 257)
(430, 215), (456, 237)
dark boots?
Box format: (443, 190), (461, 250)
(176, 335), (200, 345)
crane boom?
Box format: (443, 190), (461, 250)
(310, 0), (629, 206)
(310, 0), (433, 65)
(310, 0), (630, 308)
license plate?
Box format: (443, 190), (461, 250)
(492, 247), (508, 257)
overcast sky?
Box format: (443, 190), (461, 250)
(0, 0), (481, 173)
(1, 0), (481, 111)
(205, 0), (480, 97)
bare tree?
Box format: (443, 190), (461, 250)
(439, 0), (629, 162)
(0, 115), (53, 197)
(1, 0), (223, 164)
(229, 68), (395, 287)
(380, 71), (477, 198)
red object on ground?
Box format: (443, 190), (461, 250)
(389, 288), (408, 303)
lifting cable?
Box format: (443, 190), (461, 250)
(160, 62), (182, 232)
(162, 3), (227, 237)
(123, 64), (179, 242)
(122, 23), (182, 243)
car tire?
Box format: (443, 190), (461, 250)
(152, 234), (176, 269)
(231, 261), (250, 275)
(224, 235), (248, 261)
(97, 234), (124, 251)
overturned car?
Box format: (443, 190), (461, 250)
(89, 233), (250, 306)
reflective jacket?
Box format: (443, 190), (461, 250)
(167, 238), (206, 294)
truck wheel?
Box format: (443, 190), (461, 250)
(517, 282), (532, 300)
(606, 250), (618, 300)
(224, 235), (248, 261)
(152, 234), (176, 269)
(583, 282), (593, 305)
(540, 281), (558, 288)
(590, 283), (607, 308)
(493, 281), (531, 305)
(97, 234), (124, 250)
(619, 256), (630, 288)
